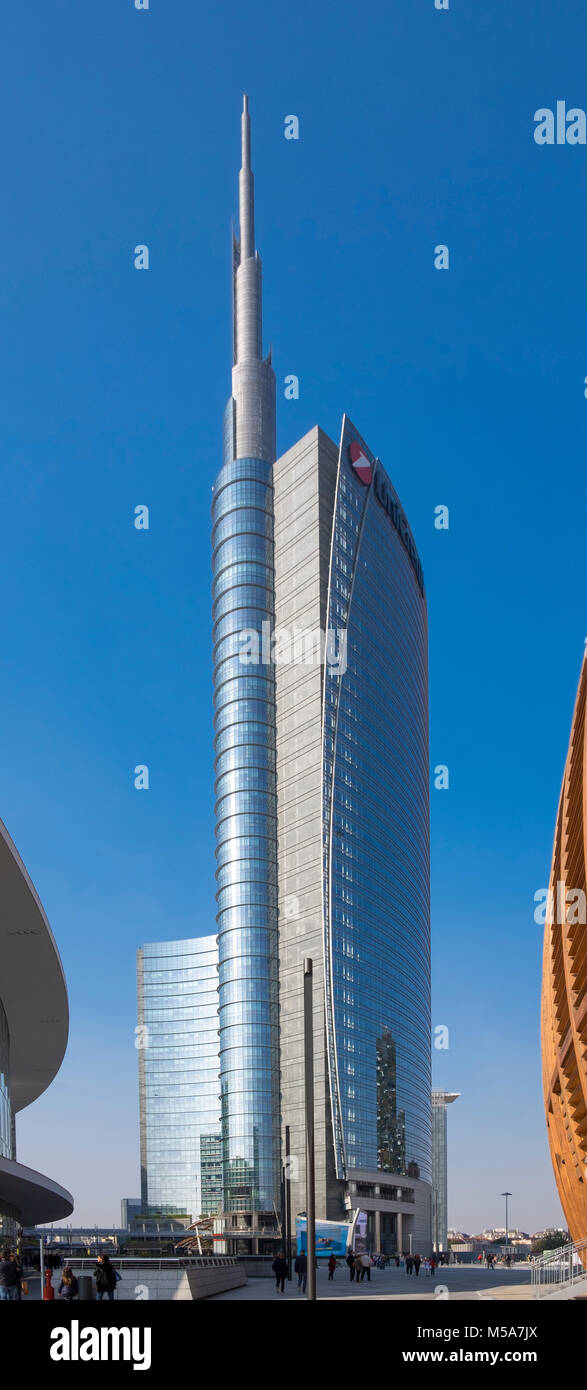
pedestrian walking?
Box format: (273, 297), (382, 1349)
(346, 1250), (355, 1281)
(294, 1251), (307, 1292)
(414, 1254), (421, 1277)
(354, 1253), (363, 1281)
(430, 1256), (436, 1278)
(94, 1254), (117, 1302)
(9, 1252), (23, 1300)
(0, 1250), (20, 1302)
(272, 1252), (287, 1293)
(327, 1254), (336, 1280)
(58, 1267), (79, 1300)
(361, 1253), (371, 1282)
(405, 1256), (413, 1275)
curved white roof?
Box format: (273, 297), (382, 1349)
(0, 1156), (73, 1224)
(0, 818), (68, 1111)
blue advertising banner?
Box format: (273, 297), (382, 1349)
(296, 1217), (353, 1257)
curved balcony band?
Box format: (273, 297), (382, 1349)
(0, 817), (73, 1227)
(212, 457), (280, 1214)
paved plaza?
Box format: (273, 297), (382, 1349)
(211, 1263), (535, 1301)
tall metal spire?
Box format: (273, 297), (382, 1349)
(225, 94), (275, 465)
(239, 94), (254, 261)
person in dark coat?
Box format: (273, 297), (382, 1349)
(0, 1250), (20, 1301)
(294, 1251), (307, 1292)
(405, 1256), (413, 1275)
(94, 1254), (117, 1301)
(414, 1254), (422, 1276)
(272, 1252), (287, 1293)
(58, 1267), (79, 1299)
(346, 1250), (356, 1281)
(9, 1252), (23, 1300)
(327, 1254), (336, 1280)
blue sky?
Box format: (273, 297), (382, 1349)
(6, 0), (585, 1233)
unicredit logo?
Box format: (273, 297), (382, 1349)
(348, 440), (372, 485)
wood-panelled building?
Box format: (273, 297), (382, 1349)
(541, 655), (587, 1244)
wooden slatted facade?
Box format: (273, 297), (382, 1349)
(541, 656), (587, 1243)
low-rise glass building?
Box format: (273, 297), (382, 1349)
(137, 936), (221, 1223)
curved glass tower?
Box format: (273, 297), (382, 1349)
(274, 418), (432, 1251)
(322, 418), (431, 1185)
(212, 96), (280, 1216)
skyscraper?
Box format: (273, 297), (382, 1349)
(211, 98), (433, 1256)
(274, 420), (432, 1252)
(541, 653), (587, 1246)
(431, 1090), (459, 1253)
(212, 94), (281, 1224)
(137, 936), (221, 1222)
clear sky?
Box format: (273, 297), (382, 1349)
(5, 0), (585, 1235)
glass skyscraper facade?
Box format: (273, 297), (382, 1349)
(274, 418), (432, 1246)
(322, 418), (431, 1184)
(431, 1089), (459, 1252)
(212, 457), (280, 1214)
(137, 936), (221, 1221)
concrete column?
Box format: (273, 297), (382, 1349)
(396, 1212), (403, 1253)
(374, 1210), (381, 1253)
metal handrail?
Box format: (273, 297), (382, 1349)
(60, 1256), (239, 1272)
(531, 1237), (587, 1296)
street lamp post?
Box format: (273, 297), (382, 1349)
(501, 1192), (512, 1262)
(304, 958), (316, 1301)
(285, 1123), (292, 1280)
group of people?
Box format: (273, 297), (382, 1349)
(0, 1249), (120, 1302)
(59, 1253), (120, 1300)
(405, 1254), (436, 1276)
(345, 1250), (372, 1281)
(274, 1248), (374, 1291)
(274, 1247), (446, 1292)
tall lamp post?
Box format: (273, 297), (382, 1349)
(285, 1124), (292, 1280)
(304, 958), (316, 1301)
(501, 1192), (512, 1261)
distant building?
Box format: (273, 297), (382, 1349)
(120, 1198), (142, 1229)
(137, 936), (221, 1223)
(200, 1135), (223, 1216)
(431, 1090), (459, 1251)
(476, 1227), (529, 1243)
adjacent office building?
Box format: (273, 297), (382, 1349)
(137, 936), (222, 1222)
(211, 98), (432, 1254)
(431, 1090), (459, 1252)
(541, 653), (587, 1246)
(120, 1197), (142, 1229)
(0, 817), (73, 1234)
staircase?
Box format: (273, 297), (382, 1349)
(531, 1237), (587, 1299)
